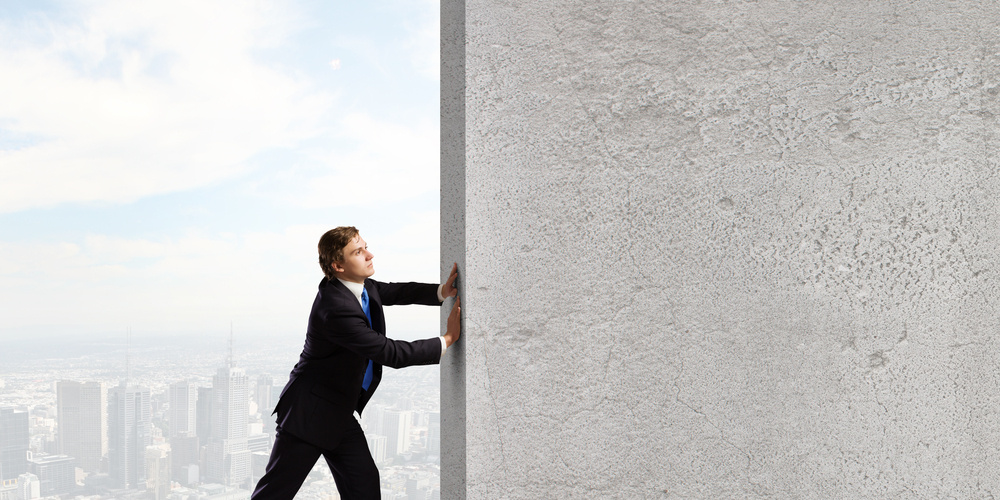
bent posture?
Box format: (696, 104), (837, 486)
(251, 226), (460, 499)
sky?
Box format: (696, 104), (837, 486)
(0, 0), (443, 345)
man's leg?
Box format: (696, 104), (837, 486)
(251, 430), (323, 499)
(322, 417), (380, 499)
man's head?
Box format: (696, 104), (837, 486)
(318, 226), (375, 283)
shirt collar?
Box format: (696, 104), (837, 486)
(337, 278), (366, 301)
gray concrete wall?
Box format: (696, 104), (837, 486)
(442, 1), (1000, 498)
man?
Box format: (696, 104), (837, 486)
(251, 226), (461, 499)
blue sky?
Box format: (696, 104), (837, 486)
(0, 0), (442, 342)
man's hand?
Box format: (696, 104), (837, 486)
(442, 262), (459, 298)
(443, 296), (461, 347)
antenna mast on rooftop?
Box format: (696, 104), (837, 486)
(125, 327), (132, 386)
(227, 321), (234, 368)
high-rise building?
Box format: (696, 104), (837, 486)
(107, 384), (151, 489)
(246, 434), (269, 455)
(56, 381), (106, 473)
(383, 410), (411, 460)
(206, 365), (249, 487)
(196, 387), (213, 443)
(168, 381), (197, 438)
(169, 434), (199, 484)
(17, 472), (40, 499)
(361, 404), (386, 436)
(250, 451), (269, 485)
(427, 411), (440, 457)
(178, 464), (199, 487)
(28, 454), (75, 497)
(0, 480), (15, 500)
(144, 445), (170, 500)
(254, 375), (273, 417)
(0, 407), (29, 481)
(365, 434), (387, 465)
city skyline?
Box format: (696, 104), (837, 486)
(1, 335), (442, 498)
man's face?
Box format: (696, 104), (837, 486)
(333, 235), (375, 283)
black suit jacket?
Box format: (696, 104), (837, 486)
(273, 277), (442, 449)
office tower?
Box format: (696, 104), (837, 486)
(427, 411), (440, 457)
(178, 464), (199, 487)
(17, 472), (40, 499)
(0, 481), (14, 500)
(0, 407), (29, 481)
(361, 404), (386, 435)
(145, 445), (170, 500)
(196, 387), (213, 443)
(250, 452), (269, 484)
(28, 454), (75, 496)
(168, 381), (200, 485)
(205, 364), (249, 487)
(383, 410), (411, 459)
(168, 381), (197, 438)
(56, 381), (106, 473)
(246, 434), (269, 455)
(407, 477), (432, 500)
(254, 375), (273, 416)
(107, 384), (151, 489)
(169, 434), (199, 484)
(365, 434), (387, 465)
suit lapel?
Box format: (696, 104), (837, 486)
(326, 278), (384, 334)
(328, 278), (369, 326)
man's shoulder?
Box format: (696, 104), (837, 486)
(314, 278), (352, 310)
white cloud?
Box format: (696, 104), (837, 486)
(0, 0), (332, 214)
(255, 112), (439, 208)
(0, 1), (445, 341)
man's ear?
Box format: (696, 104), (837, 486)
(332, 261), (345, 273)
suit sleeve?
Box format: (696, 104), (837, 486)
(373, 281), (440, 307)
(315, 295), (441, 369)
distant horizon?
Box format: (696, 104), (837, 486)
(3, 317), (439, 363)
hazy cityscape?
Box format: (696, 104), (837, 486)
(0, 331), (442, 500)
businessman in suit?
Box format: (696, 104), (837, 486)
(251, 226), (461, 499)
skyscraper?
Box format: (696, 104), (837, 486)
(168, 381), (197, 438)
(254, 375), (273, 417)
(196, 387), (213, 443)
(17, 472), (40, 499)
(107, 384), (151, 490)
(169, 435), (199, 485)
(206, 364), (249, 487)
(427, 411), (440, 457)
(0, 407), (29, 481)
(383, 409), (412, 460)
(56, 381), (106, 473)
(365, 434), (387, 465)
(28, 454), (75, 496)
(168, 380), (200, 484)
(144, 444), (171, 500)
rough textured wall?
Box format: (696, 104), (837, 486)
(443, 1), (1000, 498)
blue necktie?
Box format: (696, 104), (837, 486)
(361, 288), (374, 391)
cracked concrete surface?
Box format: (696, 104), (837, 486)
(443, 0), (1000, 497)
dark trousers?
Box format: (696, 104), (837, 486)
(251, 417), (379, 499)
